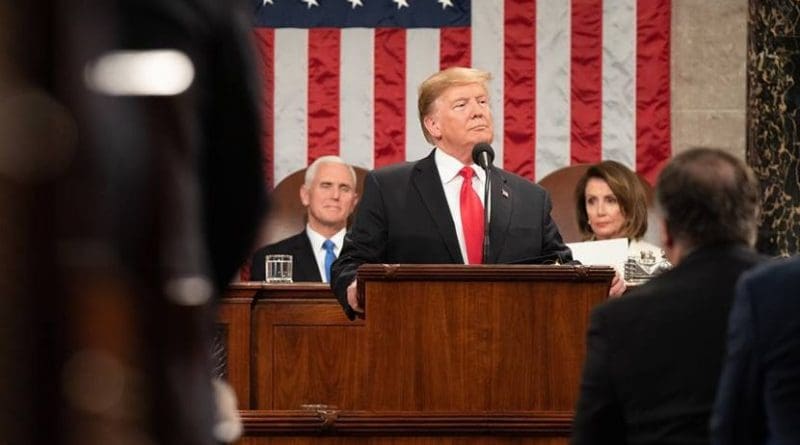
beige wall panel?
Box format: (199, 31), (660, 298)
(672, 110), (746, 157)
(672, 0), (748, 158)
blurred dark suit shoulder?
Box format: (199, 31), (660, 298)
(710, 256), (800, 445)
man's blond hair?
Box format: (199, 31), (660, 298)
(417, 67), (492, 145)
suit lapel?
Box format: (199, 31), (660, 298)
(412, 151), (463, 263)
(297, 234), (322, 281)
(487, 169), (511, 264)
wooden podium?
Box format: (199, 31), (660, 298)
(218, 264), (613, 444)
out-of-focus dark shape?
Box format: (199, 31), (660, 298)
(710, 256), (800, 445)
(0, 0), (266, 444)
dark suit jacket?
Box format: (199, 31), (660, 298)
(571, 244), (763, 445)
(330, 150), (572, 319)
(251, 230), (322, 282)
(710, 256), (800, 445)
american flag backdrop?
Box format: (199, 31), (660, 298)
(252, 0), (670, 187)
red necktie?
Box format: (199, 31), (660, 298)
(459, 166), (484, 264)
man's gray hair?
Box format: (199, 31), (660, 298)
(304, 155), (357, 186)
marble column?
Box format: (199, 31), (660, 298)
(748, 0), (800, 256)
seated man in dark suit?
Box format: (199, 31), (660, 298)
(330, 67), (626, 320)
(710, 255), (800, 445)
(571, 148), (764, 445)
(251, 156), (358, 282)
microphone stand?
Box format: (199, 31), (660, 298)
(481, 157), (492, 263)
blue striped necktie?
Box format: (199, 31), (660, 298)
(323, 239), (336, 283)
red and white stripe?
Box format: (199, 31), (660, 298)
(253, 0), (670, 188)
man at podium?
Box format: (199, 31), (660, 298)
(331, 67), (623, 320)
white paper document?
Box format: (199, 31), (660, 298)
(566, 238), (628, 274)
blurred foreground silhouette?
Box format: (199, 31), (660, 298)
(0, 1), (266, 443)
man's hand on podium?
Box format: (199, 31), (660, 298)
(347, 279), (364, 313)
(609, 270), (626, 298)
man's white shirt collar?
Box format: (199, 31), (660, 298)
(306, 225), (346, 252)
(434, 148), (486, 186)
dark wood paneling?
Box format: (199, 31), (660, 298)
(217, 292), (253, 405)
(250, 285), (364, 410)
(241, 438), (566, 445)
(220, 266), (613, 445)
(242, 410), (572, 433)
(359, 268), (607, 411)
(240, 410), (571, 444)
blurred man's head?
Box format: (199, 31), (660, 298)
(655, 148), (760, 264)
(301, 156), (358, 237)
(418, 67), (494, 164)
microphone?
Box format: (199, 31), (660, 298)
(471, 143), (494, 263)
(472, 142), (495, 169)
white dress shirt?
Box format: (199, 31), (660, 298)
(305, 225), (346, 283)
(434, 148), (486, 264)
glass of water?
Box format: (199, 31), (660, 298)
(264, 254), (293, 283)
